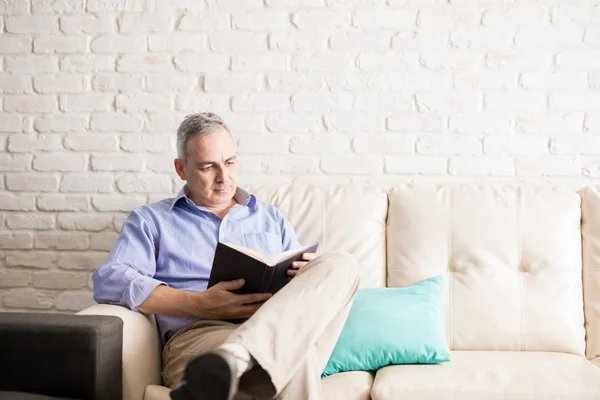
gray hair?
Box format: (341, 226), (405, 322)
(176, 113), (232, 162)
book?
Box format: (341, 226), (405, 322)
(208, 242), (319, 295)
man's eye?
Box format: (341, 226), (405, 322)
(201, 166), (212, 171)
(227, 161), (235, 165)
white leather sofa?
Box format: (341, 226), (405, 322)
(79, 184), (600, 400)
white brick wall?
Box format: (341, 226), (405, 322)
(1, 0), (599, 312)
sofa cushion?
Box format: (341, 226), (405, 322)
(371, 351), (600, 400)
(323, 276), (450, 377)
(387, 185), (585, 354)
(249, 185), (388, 288)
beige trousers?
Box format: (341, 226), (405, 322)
(162, 252), (360, 400)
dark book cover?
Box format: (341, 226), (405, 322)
(208, 243), (319, 294)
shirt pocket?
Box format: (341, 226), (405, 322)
(241, 232), (283, 262)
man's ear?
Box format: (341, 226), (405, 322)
(174, 158), (186, 180)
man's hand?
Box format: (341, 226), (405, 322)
(287, 252), (317, 277)
(196, 279), (272, 320)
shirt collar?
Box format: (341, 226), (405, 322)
(168, 184), (257, 212)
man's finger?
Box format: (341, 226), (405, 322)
(291, 261), (307, 269)
(302, 252), (317, 261)
(239, 292), (272, 304)
(287, 269), (298, 277)
(219, 279), (245, 291)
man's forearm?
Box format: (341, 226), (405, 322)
(137, 285), (203, 317)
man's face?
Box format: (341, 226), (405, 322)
(174, 127), (238, 209)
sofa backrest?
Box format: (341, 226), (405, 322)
(249, 184), (388, 288)
(387, 185), (585, 355)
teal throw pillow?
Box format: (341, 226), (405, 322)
(322, 275), (450, 377)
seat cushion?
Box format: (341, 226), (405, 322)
(371, 351), (600, 400)
(144, 371), (373, 400)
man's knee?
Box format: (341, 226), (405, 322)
(311, 251), (360, 280)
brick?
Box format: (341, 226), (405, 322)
(232, 94), (289, 112)
(583, 159), (600, 178)
(417, 135), (481, 155)
(233, 10), (290, 30)
(388, 114), (445, 133)
(4, 289), (54, 309)
(516, 27), (583, 46)
(450, 27), (515, 49)
(56, 291), (97, 311)
(92, 73), (144, 92)
(550, 94), (600, 112)
(236, 135), (289, 154)
(557, 51), (600, 69)
(552, 5), (600, 25)
(9, 134), (63, 153)
(4, 95), (57, 113)
(586, 115), (600, 132)
(232, 155), (260, 173)
(582, 135), (600, 156)
(219, 112), (265, 134)
(332, 30), (392, 52)
(60, 14), (116, 34)
(587, 26), (600, 45)
(417, 92), (481, 112)
(550, 135), (582, 155)
(152, 0), (207, 10)
(33, 74), (87, 94)
(265, 113), (323, 133)
(58, 251), (106, 270)
(0, 76), (32, 94)
(37, 195), (90, 211)
(517, 114), (582, 135)
(519, 71), (586, 90)
(116, 93), (170, 112)
(144, 113), (184, 133)
(482, 6), (547, 26)
(449, 156), (514, 176)
(174, 53), (228, 73)
(287, 135), (349, 154)
(119, 12), (172, 33)
(205, 0), (262, 9)
(0, 193), (35, 211)
(0, 115), (26, 132)
(487, 51), (552, 69)
(266, 0), (322, 6)
(5, 251), (57, 268)
(0, 232), (33, 249)
(450, 114), (513, 135)
(353, 135), (413, 154)
(91, 114), (143, 132)
(86, 0), (143, 11)
(58, 214), (112, 231)
(60, 175), (114, 193)
(91, 154), (145, 171)
(36, 232), (89, 250)
(210, 32), (267, 52)
(146, 154), (176, 172)
(355, 93), (412, 112)
(33, 154), (87, 172)
(324, 71), (404, 91)
(6, 214), (55, 230)
(232, 53), (288, 71)
(176, 93), (229, 112)
(418, 6), (481, 28)
(34, 36), (87, 54)
(358, 51), (419, 71)
(92, 195), (146, 212)
(179, 11), (229, 30)
(32, 0), (84, 12)
(33, 271), (89, 289)
(292, 93), (352, 112)
(324, 112), (384, 134)
(485, 92), (546, 113)
(421, 50), (483, 70)
(147, 74), (197, 92)
(385, 156), (447, 175)
(6, 15), (58, 33)
(60, 55), (115, 72)
(292, 9), (350, 29)
(6, 174), (59, 192)
(0, 270), (30, 288)
(484, 135), (548, 156)
(64, 135), (119, 151)
(5, 56), (58, 74)
(91, 232), (118, 251)
(392, 29), (448, 50)
(91, 35), (146, 53)
(516, 155), (581, 177)
(116, 175), (172, 193)
(0, 36), (31, 54)
(204, 73), (262, 92)
(270, 32), (328, 51)
(261, 155), (318, 174)
(113, 214), (128, 231)
(0, 154), (31, 171)
(0, 0), (28, 14)
(267, 72), (324, 92)
(353, 7), (416, 28)
(149, 33), (207, 52)
(59, 94), (114, 112)
(320, 156), (383, 174)
(120, 135), (172, 153)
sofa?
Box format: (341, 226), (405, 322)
(78, 184), (600, 399)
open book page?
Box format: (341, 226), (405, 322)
(222, 242), (317, 266)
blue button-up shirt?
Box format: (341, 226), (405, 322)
(92, 185), (301, 344)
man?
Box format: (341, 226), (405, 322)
(92, 112), (359, 400)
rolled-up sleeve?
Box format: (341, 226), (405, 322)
(92, 209), (165, 311)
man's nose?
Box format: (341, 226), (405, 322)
(215, 166), (226, 182)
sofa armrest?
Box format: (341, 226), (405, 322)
(0, 312), (122, 400)
(592, 357), (600, 368)
(78, 304), (162, 400)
